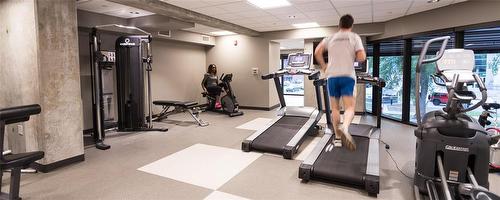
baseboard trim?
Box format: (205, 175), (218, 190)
(31, 154), (85, 173)
(240, 104), (280, 111)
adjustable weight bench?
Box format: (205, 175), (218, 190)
(0, 104), (45, 200)
(153, 100), (208, 127)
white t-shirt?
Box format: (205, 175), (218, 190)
(323, 31), (364, 79)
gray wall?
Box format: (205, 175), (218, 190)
(370, 0), (500, 41)
(1, 0), (84, 165)
(150, 39), (207, 111)
(206, 35), (275, 108)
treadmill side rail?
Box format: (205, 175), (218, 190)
(366, 128), (380, 195)
(366, 129), (380, 176)
(285, 110), (320, 158)
(300, 130), (333, 166)
(242, 115), (284, 150)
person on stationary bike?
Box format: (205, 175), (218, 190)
(202, 64), (225, 109)
(314, 14), (366, 151)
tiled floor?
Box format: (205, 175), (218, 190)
(3, 109), (500, 200)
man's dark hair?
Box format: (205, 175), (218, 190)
(339, 14), (354, 29)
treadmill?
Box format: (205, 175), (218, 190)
(242, 53), (322, 159)
(299, 61), (386, 196)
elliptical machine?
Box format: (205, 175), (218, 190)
(414, 36), (500, 200)
(202, 73), (243, 117)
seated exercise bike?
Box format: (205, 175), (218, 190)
(202, 73), (243, 117)
(414, 36), (500, 200)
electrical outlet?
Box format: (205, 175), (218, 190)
(17, 124), (23, 136)
(252, 68), (259, 75)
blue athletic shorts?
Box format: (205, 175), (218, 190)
(327, 76), (355, 98)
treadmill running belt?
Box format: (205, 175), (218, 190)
(251, 116), (309, 154)
(312, 135), (370, 185)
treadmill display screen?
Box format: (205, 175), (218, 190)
(354, 61), (367, 73)
(286, 53), (311, 69)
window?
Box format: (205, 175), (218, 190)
(410, 33), (455, 123)
(365, 44), (374, 113)
(465, 27), (500, 124)
(379, 40), (404, 120)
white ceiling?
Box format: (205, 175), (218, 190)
(77, 0), (468, 35)
(77, 0), (155, 18)
(162, 0), (467, 33)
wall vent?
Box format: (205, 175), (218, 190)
(158, 30), (171, 38)
(202, 35), (210, 42)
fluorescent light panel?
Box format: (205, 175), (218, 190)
(210, 31), (236, 36)
(247, 0), (291, 9)
(293, 22), (320, 29)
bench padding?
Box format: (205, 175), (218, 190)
(153, 100), (198, 108)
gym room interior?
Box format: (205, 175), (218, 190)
(1, 0), (500, 199)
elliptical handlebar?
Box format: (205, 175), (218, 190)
(416, 36), (450, 72)
(415, 36), (451, 125)
(460, 74), (487, 113)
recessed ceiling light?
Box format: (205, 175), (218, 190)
(293, 22), (320, 29)
(247, 0), (291, 9)
(210, 31), (237, 36)
(427, 0), (440, 3)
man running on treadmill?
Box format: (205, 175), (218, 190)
(314, 14), (366, 151)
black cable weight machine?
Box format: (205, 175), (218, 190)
(89, 24), (167, 150)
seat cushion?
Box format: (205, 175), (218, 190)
(1, 151), (44, 169)
(154, 100), (197, 108)
(153, 100), (179, 106)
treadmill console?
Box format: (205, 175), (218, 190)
(286, 53), (312, 70)
(357, 74), (386, 88)
(354, 61), (368, 73)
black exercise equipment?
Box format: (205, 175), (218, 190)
(0, 104), (44, 200)
(202, 73), (243, 117)
(298, 73), (385, 196)
(89, 24), (167, 150)
(242, 53), (322, 159)
(152, 100), (208, 127)
(413, 36), (500, 200)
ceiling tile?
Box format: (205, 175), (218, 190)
(265, 6), (303, 15)
(336, 4), (372, 15)
(273, 12), (309, 21)
(294, 1), (334, 12)
(372, 0), (412, 12)
(217, 1), (261, 12)
(289, 0), (326, 4)
(163, 0), (213, 9)
(331, 0), (371, 8)
(305, 9), (338, 19)
(237, 10), (269, 18)
(200, 0), (243, 6)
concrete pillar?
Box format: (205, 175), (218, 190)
(0, 0), (84, 172)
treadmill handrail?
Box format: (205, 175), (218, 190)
(261, 69), (317, 80)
